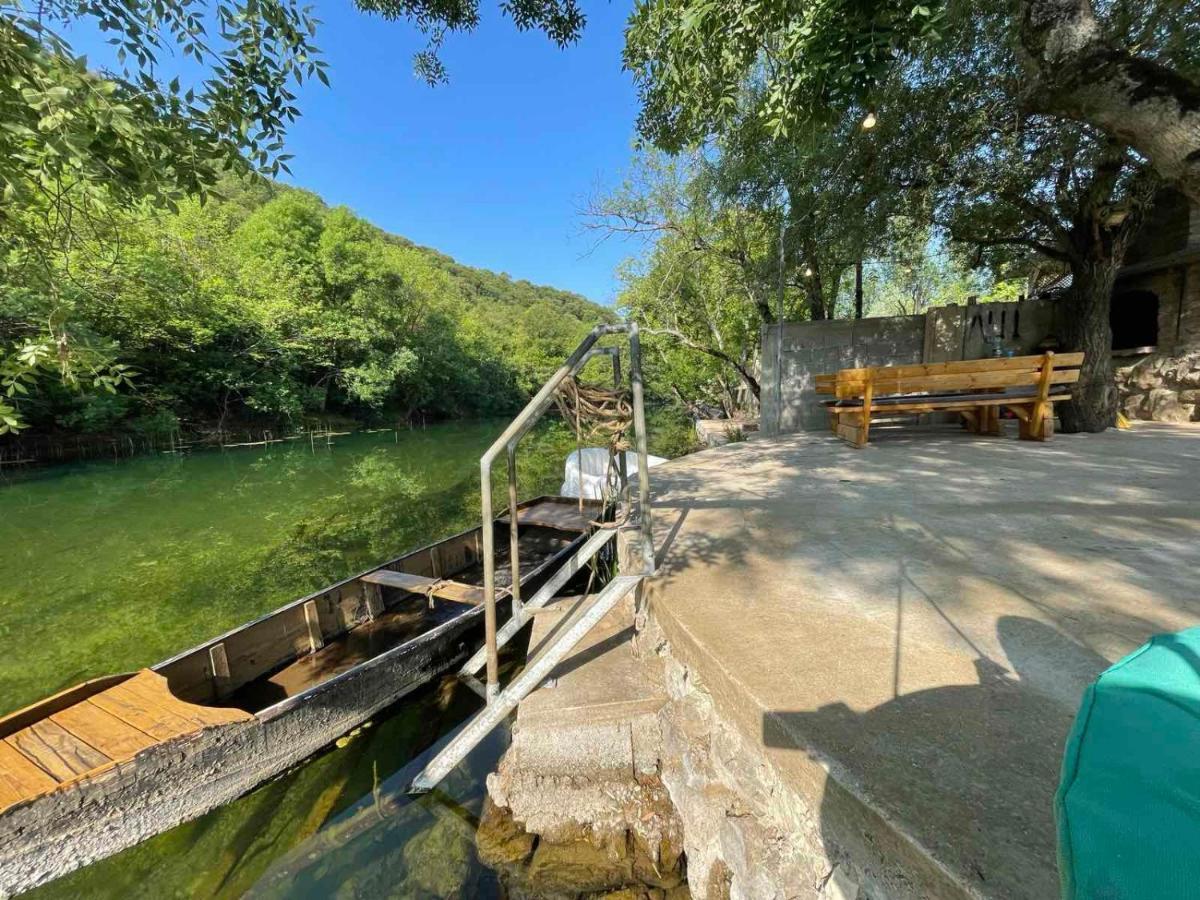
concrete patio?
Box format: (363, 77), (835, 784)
(641, 421), (1200, 898)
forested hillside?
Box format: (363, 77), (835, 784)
(0, 178), (612, 443)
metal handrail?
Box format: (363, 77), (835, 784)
(478, 322), (654, 700)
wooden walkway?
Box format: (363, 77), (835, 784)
(0, 670), (249, 813)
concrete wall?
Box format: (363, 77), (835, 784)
(761, 315), (925, 433)
(760, 297), (1062, 435)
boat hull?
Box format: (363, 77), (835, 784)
(0, 496), (599, 895)
(0, 604), (487, 896)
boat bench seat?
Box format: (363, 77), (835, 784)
(0, 670), (249, 813)
(359, 569), (494, 606)
(815, 351), (1083, 447)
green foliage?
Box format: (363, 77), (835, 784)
(624, 0), (943, 149)
(353, 0), (586, 84)
(858, 218), (1022, 318)
(0, 177), (609, 437)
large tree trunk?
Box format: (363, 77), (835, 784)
(1058, 259), (1117, 432)
(1018, 0), (1200, 204)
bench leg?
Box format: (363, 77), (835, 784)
(982, 406), (1002, 436)
(1040, 408), (1054, 440)
(834, 412), (869, 448)
(1018, 406), (1053, 441)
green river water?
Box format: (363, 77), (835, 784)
(0, 415), (693, 898)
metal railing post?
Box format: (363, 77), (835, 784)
(506, 443), (522, 621)
(477, 324), (626, 701)
(612, 349), (629, 493)
(629, 323), (654, 574)
(480, 458), (499, 701)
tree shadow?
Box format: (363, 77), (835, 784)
(636, 424), (1200, 896)
(763, 615), (1110, 898)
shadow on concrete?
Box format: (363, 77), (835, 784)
(763, 616), (1110, 898)
(637, 424), (1200, 897)
(551, 625), (636, 680)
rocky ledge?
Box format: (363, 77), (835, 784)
(1117, 351), (1200, 422)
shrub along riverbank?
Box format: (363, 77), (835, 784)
(1, 176), (614, 454)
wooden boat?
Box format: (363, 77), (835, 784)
(0, 496), (601, 896)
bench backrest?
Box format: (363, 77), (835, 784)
(815, 352), (1084, 400)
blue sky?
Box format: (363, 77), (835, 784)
(73, 2), (646, 305)
(275, 2), (646, 305)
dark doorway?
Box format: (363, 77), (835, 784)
(1110, 290), (1159, 352)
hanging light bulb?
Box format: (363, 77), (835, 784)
(804, 266), (814, 277)
(862, 110), (878, 130)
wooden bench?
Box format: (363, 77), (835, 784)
(815, 352), (1084, 448)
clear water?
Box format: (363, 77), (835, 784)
(2, 415), (690, 898)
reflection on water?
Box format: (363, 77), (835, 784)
(4, 412), (693, 898)
(0, 421), (575, 715)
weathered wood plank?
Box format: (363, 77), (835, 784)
(7, 722), (109, 781)
(361, 570), (487, 606)
(0, 674), (133, 740)
(115, 672), (247, 729)
(51, 702), (156, 760)
(92, 677), (199, 740)
(0, 739), (58, 803)
(827, 352), (1083, 380)
(834, 367), (1078, 398)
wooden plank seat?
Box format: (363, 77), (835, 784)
(359, 569), (492, 606)
(0, 670), (250, 813)
(815, 351), (1083, 448)
(497, 496), (602, 533)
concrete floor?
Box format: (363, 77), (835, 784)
(642, 421), (1200, 898)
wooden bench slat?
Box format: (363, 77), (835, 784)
(837, 392), (1072, 415)
(828, 352), (1083, 380)
(832, 367), (1078, 398)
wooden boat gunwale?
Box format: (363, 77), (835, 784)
(253, 508), (590, 721)
(150, 494), (571, 673)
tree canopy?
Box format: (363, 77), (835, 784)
(1, 177), (611, 438)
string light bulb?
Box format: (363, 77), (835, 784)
(804, 266), (814, 277)
(862, 110), (878, 130)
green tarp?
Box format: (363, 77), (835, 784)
(1057, 627), (1200, 899)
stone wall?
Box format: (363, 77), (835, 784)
(1113, 259), (1200, 422)
(1116, 351), (1200, 423)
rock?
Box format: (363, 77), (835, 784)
(1179, 390), (1200, 407)
(1147, 388), (1196, 423)
(525, 832), (635, 893)
(1122, 392), (1149, 419)
(1132, 365), (1162, 390)
(631, 828), (686, 889)
(400, 814), (472, 898)
(822, 864), (860, 900)
(476, 796), (536, 868)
